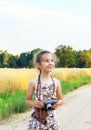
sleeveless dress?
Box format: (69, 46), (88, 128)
(27, 77), (61, 130)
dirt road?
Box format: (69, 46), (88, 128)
(0, 85), (91, 130)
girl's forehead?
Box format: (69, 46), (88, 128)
(41, 53), (53, 59)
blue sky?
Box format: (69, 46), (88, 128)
(0, 0), (91, 55)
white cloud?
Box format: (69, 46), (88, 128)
(0, 1), (91, 54)
(0, 1), (91, 28)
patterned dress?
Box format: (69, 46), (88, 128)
(27, 77), (61, 130)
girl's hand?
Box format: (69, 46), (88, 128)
(52, 103), (58, 110)
(52, 99), (63, 109)
(34, 101), (44, 108)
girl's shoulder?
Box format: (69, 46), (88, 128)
(52, 77), (60, 83)
(29, 77), (38, 84)
(52, 77), (61, 88)
(28, 77), (38, 88)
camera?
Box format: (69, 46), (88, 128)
(42, 99), (57, 110)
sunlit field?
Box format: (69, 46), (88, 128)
(52, 68), (91, 81)
(0, 68), (39, 93)
(0, 68), (91, 120)
(0, 68), (91, 93)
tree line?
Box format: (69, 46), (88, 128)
(0, 45), (91, 68)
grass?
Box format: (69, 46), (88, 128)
(0, 68), (91, 120)
(61, 76), (91, 94)
(0, 90), (29, 120)
(0, 76), (91, 121)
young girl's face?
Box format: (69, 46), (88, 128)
(38, 53), (55, 73)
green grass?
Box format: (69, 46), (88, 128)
(0, 76), (91, 121)
(61, 76), (91, 94)
(0, 90), (29, 120)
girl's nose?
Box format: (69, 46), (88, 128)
(49, 61), (54, 65)
(49, 61), (52, 64)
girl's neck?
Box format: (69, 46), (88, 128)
(39, 72), (52, 82)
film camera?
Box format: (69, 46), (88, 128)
(42, 99), (57, 110)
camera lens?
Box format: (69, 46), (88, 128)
(47, 104), (52, 110)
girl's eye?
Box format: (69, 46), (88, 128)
(51, 59), (54, 62)
(45, 59), (54, 62)
(45, 59), (49, 62)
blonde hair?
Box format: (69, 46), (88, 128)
(33, 50), (57, 69)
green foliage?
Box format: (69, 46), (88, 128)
(0, 46), (91, 68)
(78, 50), (91, 68)
(19, 48), (41, 68)
(20, 52), (30, 67)
(0, 90), (29, 120)
(55, 45), (76, 67)
(8, 55), (17, 68)
(29, 48), (42, 68)
(61, 76), (91, 94)
(0, 76), (91, 120)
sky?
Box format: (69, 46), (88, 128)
(0, 0), (91, 55)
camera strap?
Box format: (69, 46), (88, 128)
(36, 74), (55, 100)
(36, 74), (42, 130)
(36, 74), (41, 101)
(36, 74), (56, 129)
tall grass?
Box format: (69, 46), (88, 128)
(0, 68), (39, 93)
(61, 76), (91, 94)
(0, 68), (91, 120)
(52, 68), (91, 81)
(0, 90), (29, 120)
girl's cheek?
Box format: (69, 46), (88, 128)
(53, 64), (55, 68)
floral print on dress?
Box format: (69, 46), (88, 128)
(27, 77), (61, 130)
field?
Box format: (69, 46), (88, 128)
(0, 68), (91, 93)
(0, 68), (91, 120)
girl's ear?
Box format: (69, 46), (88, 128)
(36, 63), (41, 69)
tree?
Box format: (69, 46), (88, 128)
(19, 52), (30, 68)
(18, 48), (42, 68)
(0, 50), (3, 67)
(8, 55), (17, 68)
(55, 45), (76, 67)
(30, 48), (42, 68)
(2, 51), (11, 67)
(78, 50), (91, 68)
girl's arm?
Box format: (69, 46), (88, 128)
(25, 80), (44, 108)
(52, 80), (63, 109)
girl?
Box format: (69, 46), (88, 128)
(26, 50), (63, 130)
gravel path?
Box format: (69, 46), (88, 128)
(0, 85), (91, 130)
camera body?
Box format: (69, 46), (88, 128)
(42, 99), (57, 110)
